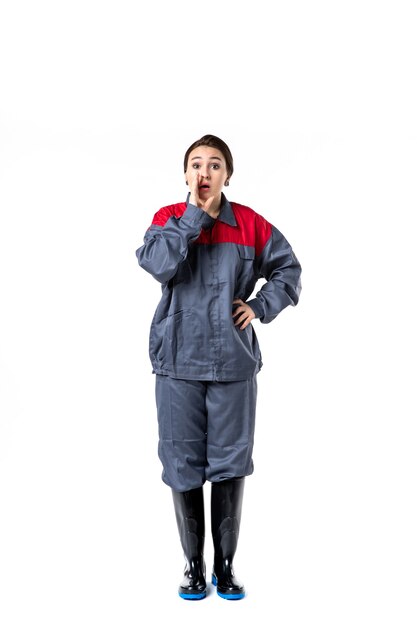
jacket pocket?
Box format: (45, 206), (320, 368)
(236, 244), (255, 260)
(159, 309), (193, 368)
(235, 245), (256, 300)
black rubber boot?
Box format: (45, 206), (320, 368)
(172, 487), (206, 600)
(211, 477), (246, 600)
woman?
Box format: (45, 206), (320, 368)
(135, 134), (302, 600)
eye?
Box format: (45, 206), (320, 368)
(210, 163), (220, 169)
(192, 163), (200, 169)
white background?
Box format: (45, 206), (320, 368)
(0, 1), (416, 624)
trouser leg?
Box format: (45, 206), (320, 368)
(206, 376), (257, 482)
(155, 375), (207, 491)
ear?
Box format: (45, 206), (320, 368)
(184, 172), (188, 186)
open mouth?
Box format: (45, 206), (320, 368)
(199, 184), (210, 189)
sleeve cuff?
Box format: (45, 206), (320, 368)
(246, 297), (264, 319)
(183, 203), (216, 229)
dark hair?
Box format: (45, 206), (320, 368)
(183, 134), (234, 181)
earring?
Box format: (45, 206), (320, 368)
(225, 180), (229, 187)
(185, 181), (188, 185)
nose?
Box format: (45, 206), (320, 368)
(200, 166), (210, 179)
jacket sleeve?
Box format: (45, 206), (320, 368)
(246, 225), (302, 323)
(135, 203), (215, 284)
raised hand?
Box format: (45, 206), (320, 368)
(189, 170), (219, 218)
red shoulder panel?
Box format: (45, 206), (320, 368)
(150, 201), (272, 257)
(253, 210), (273, 257)
(195, 203), (272, 256)
(232, 203), (272, 255)
(151, 203), (187, 227)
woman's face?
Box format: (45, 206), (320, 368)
(185, 146), (229, 200)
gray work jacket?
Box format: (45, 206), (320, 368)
(136, 194), (301, 381)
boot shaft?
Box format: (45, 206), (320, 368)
(211, 477), (245, 561)
(172, 487), (205, 559)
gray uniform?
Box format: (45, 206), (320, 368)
(136, 194), (301, 490)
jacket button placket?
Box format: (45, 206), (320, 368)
(208, 238), (222, 381)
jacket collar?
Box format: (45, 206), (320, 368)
(186, 192), (237, 227)
(218, 193), (237, 227)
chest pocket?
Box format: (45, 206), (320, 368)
(235, 244), (256, 296)
(237, 244), (255, 261)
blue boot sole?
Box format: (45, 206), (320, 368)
(179, 591), (206, 600)
(211, 574), (245, 600)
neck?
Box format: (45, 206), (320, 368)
(210, 194), (222, 217)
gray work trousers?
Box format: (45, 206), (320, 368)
(155, 374), (257, 492)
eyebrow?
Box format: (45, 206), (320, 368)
(191, 156), (222, 161)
